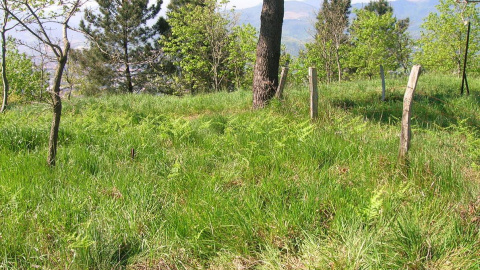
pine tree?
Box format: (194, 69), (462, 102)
(80, 0), (166, 93)
(364, 0), (392, 16)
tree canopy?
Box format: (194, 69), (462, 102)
(296, 0), (410, 82)
(162, 0), (257, 94)
(3, 41), (44, 102)
(415, 0), (480, 75)
(364, 0), (392, 15)
(313, 0), (351, 82)
(348, 8), (407, 78)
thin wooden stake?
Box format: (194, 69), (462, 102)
(380, 65), (386, 101)
(276, 66), (289, 99)
(309, 67), (318, 119)
(399, 65), (421, 163)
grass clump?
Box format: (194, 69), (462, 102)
(0, 74), (479, 269)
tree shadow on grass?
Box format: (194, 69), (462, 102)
(330, 89), (480, 130)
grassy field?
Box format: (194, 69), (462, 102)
(0, 74), (479, 269)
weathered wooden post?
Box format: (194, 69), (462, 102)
(399, 65), (421, 163)
(380, 65), (386, 101)
(309, 67), (318, 119)
(276, 66), (289, 99)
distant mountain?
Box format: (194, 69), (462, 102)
(388, 0), (439, 36)
(237, 1), (318, 55)
(237, 0), (439, 56)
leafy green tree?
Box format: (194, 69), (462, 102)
(3, 40), (44, 102)
(347, 8), (408, 79)
(309, 0), (351, 82)
(415, 0), (480, 75)
(162, 0), (257, 93)
(393, 18), (412, 73)
(292, 45), (328, 85)
(80, 0), (166, 93)
(227, 24), (257, 89)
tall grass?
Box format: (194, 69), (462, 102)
(0, 74), (479, 269)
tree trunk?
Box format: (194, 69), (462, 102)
(40, 57), (45, 100)
(47, 50), (69, 166)
(252, 0), (284, 109)
(1, 14), (8, 113)
(457, 58), (461, 78)
(125, 63), (133, 93)
(123, 35), (133, 93)
(335, 45), (342, 82)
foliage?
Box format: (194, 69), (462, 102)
(290, 46), (324, 86)
(414, 0), (480, 75)
(393, 18), (412, 73)
(162, 0), (257, 93)
(1, 40), (44, 103)
(67, 47), (115, 96)
(227, 24), (257, 89)
(80, 0), (167, 93)
(167, 0), (206, 11)
(364, 0), (392, 15)
(312, 0), (351, 83)
(300, 0), (410, 82)
(0, 74), (479, 268)
(347, 9), (408, 79)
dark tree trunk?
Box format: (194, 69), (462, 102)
(1, 14), (8, 113)
(47, 45), (69, 166)
(123, 34), (133, 93)
(252, 0), (284, 109)
(125, 63), (133, 93)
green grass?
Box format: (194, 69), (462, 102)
(0, 74), (479, 269)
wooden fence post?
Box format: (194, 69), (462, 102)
(380, 65), (386, 101)
(309, 67), (318, 119)
(399, 65), (421, 163)
(276, 66), (289, 99)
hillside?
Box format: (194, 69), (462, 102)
(238, 0), (439, 55)
(1, 75), (479, 268)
